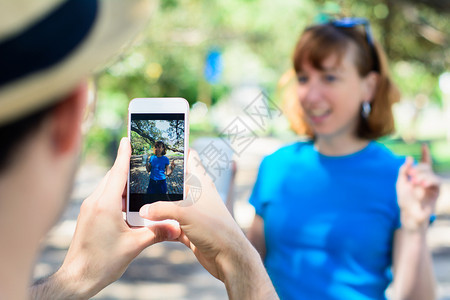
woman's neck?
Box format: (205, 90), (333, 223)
(314, 135), (370, 156)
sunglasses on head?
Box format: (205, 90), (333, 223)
(330, 17), (374, 47)
(331, 18), (379, 72)
(318, 17), (380, 72)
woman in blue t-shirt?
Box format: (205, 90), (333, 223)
(146, 141), (175, 194)
(247, 18), (441, 300)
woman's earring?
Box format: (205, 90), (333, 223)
(361, 102), (371, 119)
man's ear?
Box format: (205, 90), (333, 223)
(362, 71), (379, 103)
(50, 81), (88, 154)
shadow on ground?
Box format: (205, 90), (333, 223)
(130, 155), (184, 194)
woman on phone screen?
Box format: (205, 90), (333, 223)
(146, 141), (175, 194)
(247, 17), (440, 300)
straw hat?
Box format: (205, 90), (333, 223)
(0, 0), (155, 125)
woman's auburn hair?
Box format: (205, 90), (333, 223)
(281, 24), (400, 140)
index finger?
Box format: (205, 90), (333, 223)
(420, 143), (432, 165)
(101, 138), (131, 205)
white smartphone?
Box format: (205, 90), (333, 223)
(127, 97), (189, 226)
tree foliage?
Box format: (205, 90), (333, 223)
(85, 0), (450, 161)
(130, 120), (184, 155)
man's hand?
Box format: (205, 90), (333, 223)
(140, 150), (278, 300)
(32, 138), (181, 299)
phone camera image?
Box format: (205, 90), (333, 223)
(129, 113), (185, 212)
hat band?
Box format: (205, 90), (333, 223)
(0, 0), (98, 87)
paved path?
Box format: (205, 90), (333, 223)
(34, 137), (450, 299)
(130, 155), (184, 194)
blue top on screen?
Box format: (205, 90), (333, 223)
(149, 155), (169, 180)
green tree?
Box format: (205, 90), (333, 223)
(85, 0), (450, 162)
(130, 120), (184, 154)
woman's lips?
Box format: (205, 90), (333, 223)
(307, 108), (331, 124)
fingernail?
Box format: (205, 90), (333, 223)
(167, 229), (178, 240)
(139, 205), (149, 217)
(166, 220), (180, 239)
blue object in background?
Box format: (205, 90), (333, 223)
(204, 48), (223, 84)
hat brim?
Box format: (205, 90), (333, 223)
(0, 0), (155, 125)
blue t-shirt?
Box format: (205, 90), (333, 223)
(249, 141), (405, 300)
(149, 155), (170, 180)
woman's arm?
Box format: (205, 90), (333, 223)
(392, 145), (440, 300)
(247, 215), (266, 260)
(166, 160), (175, 176)
(392, 227), (435, 300)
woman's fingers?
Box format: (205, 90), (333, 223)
(420, 143), (432, 165)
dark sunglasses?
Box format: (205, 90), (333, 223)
(327, 17), (380, 72)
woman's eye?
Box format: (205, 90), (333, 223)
(297, 75), (308, 84)
(324, 74), (337, 82)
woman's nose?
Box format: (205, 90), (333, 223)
(299, 80), (322, 103)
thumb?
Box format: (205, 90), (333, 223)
(420, 143), (432, 165)
(133, 220), (181, 248)
(140, 201), (184, 223)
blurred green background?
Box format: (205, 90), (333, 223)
(84, 0), (450, 173)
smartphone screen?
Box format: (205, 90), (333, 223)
(129, 112), (186, 212)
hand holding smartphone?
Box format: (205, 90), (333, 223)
(127, 98), (189, 226)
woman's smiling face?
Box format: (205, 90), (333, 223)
(154, 144), (164, 156)
(296, 45), (371, 142)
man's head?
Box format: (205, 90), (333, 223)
(0, 0), (154, 289)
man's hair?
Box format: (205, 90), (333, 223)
(284, 23), (400, 140)
(154, 141), (167, 156)
(0, 103), (56, 171)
